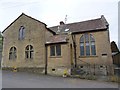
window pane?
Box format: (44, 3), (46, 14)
(30, 51), (34, 59)
(9, 52), (12, 60)
(85, 34), (89, 42)
(91, 42), (96, 55)
(22, 28), (25, 39)
(10, 47), (13, 52)
(25, 45), (34, 59)
(86, 42), (90, 56)
(80, 46), (84, 56)
(26, 46), (29, 50)
(50, 46), (55, 56)
(80, 43), (84, 56)
(19, 26), (25, 40)
(25, 51), (29, 58)
(9, 47), (17, 60)
(30, 45), (33, 50)
(14, 47), (16, 52)
(80, 35), (84, 42)
(90, 34), (95, 42)
(13, 52), (17, 59)
(19, 29), (23, 40)
(56, 45), (61, 56)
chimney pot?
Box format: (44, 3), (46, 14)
(60, 21), (65, 25)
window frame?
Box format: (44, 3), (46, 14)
(50, 45), (55, 56)
(50, 44), (61, 57)
(18, 26), (25, 40)
(25, 45), (34, 59)
(9, 47), (17, 60)
(80, 34), (96, 57)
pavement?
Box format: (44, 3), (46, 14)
(2, 70), (119, 88)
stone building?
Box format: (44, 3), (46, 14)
(111, 41), (120, 76)
(2, 13), (113, 76)
(2, 13), (54, 71)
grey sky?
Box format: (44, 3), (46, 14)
(0, 0), (119, 47)
(119, 1), (120, 50)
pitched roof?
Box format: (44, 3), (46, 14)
(46, 35), (68, 44)
(49, 15), (109, 34)
(2, 13), (55, 34)
(111, 41), (120, 53)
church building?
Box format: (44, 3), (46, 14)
(2, 13), (113, 76)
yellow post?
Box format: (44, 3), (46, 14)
(13, 66), (17, 72)
(63, 69), (67, 77)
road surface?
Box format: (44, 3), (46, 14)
(2, 70), (119, 88)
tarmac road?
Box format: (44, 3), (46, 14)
(2, 70), (119, 88)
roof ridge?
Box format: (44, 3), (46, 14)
(49, 17), (101, 28)
(66, 18), (101, 25)
(49, 15), (108, 34)
(21, 13), (47, 26)
(2, 13), (46, 33)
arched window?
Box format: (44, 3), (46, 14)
(9, 47), (17, 60)
(80, 34), (96, 56)
(19, 26), (25, 40)
(25, 45), (34, 59)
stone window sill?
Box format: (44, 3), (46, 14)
(50, 56), (62, 58)
(25, 58), (33, 60)
(79, 55), (98, 58)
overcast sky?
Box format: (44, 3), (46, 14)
(0, 0), (119, 47)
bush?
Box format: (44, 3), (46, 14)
(109, 75), (120, 83)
